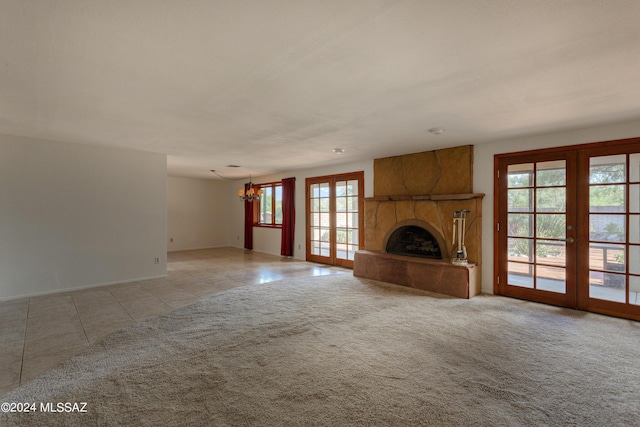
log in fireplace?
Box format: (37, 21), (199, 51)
(385, 225), (442, 259)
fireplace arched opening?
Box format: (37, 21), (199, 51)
(384, 222), (445, 259)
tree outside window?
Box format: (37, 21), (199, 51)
(255, 182), (282, 226)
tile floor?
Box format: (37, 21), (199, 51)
(0, 247), (349, 395)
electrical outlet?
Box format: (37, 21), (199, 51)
(154, 257), (160, 264)
(298, 244), (301, 250)
(170, 238), (173, 243)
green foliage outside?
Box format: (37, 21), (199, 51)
(509, 215), (565, 258)
(321, 229), (352, 244)
(508, 162), (626, 258)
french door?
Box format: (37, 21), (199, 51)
(495, 137), (640, 321)
(496, 150), (577, 308)
(306, 172), (364, 268)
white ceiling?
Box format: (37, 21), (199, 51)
(2, 1), (640, 179)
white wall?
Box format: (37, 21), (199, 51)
(226, 160), (374, 259)
(0, 134), (167, 300)
(167, 176), (231, 251)
(475, 119), (640, 294)
(192, 120), (640, 293)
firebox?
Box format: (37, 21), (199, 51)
(385, 225), (442, 259)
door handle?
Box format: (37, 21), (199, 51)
(564, 237), (575, 244)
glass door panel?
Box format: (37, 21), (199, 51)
(498, 153), (576, 307)
(306, 172), (363, 268)
(309, 182), (330, 258)
(587, 155), (627, 303)
(335, 179), (360, 262)
(579, 150), (640, 318)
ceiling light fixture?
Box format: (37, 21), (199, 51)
(210, 169), (263, 202)
(332, 148), (344, 154)
(237, 176), (263, 202)
(428, 127), (445, 135)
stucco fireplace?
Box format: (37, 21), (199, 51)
(353, 145), (483, 298)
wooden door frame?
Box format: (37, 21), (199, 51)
(494, 150), (578, 308)
(305, 171), (364, 268)
(494, 136), (640, 320)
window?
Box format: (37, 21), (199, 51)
(255, 182), (282, 227)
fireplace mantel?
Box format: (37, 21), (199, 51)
(365, 193), (485, 202)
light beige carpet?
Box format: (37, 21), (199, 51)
(1, 275), (639, 426)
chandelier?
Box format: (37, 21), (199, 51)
(210, 169), (262, 202)
(237, 178), (263, 202)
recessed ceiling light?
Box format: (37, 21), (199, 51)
(332, 148), (344, 154)
(428, 127), (445, 135)
(226, 165), (241, 168)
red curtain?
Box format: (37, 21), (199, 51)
(280, 177), (296, 256)
(243, 183), (253, 250)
